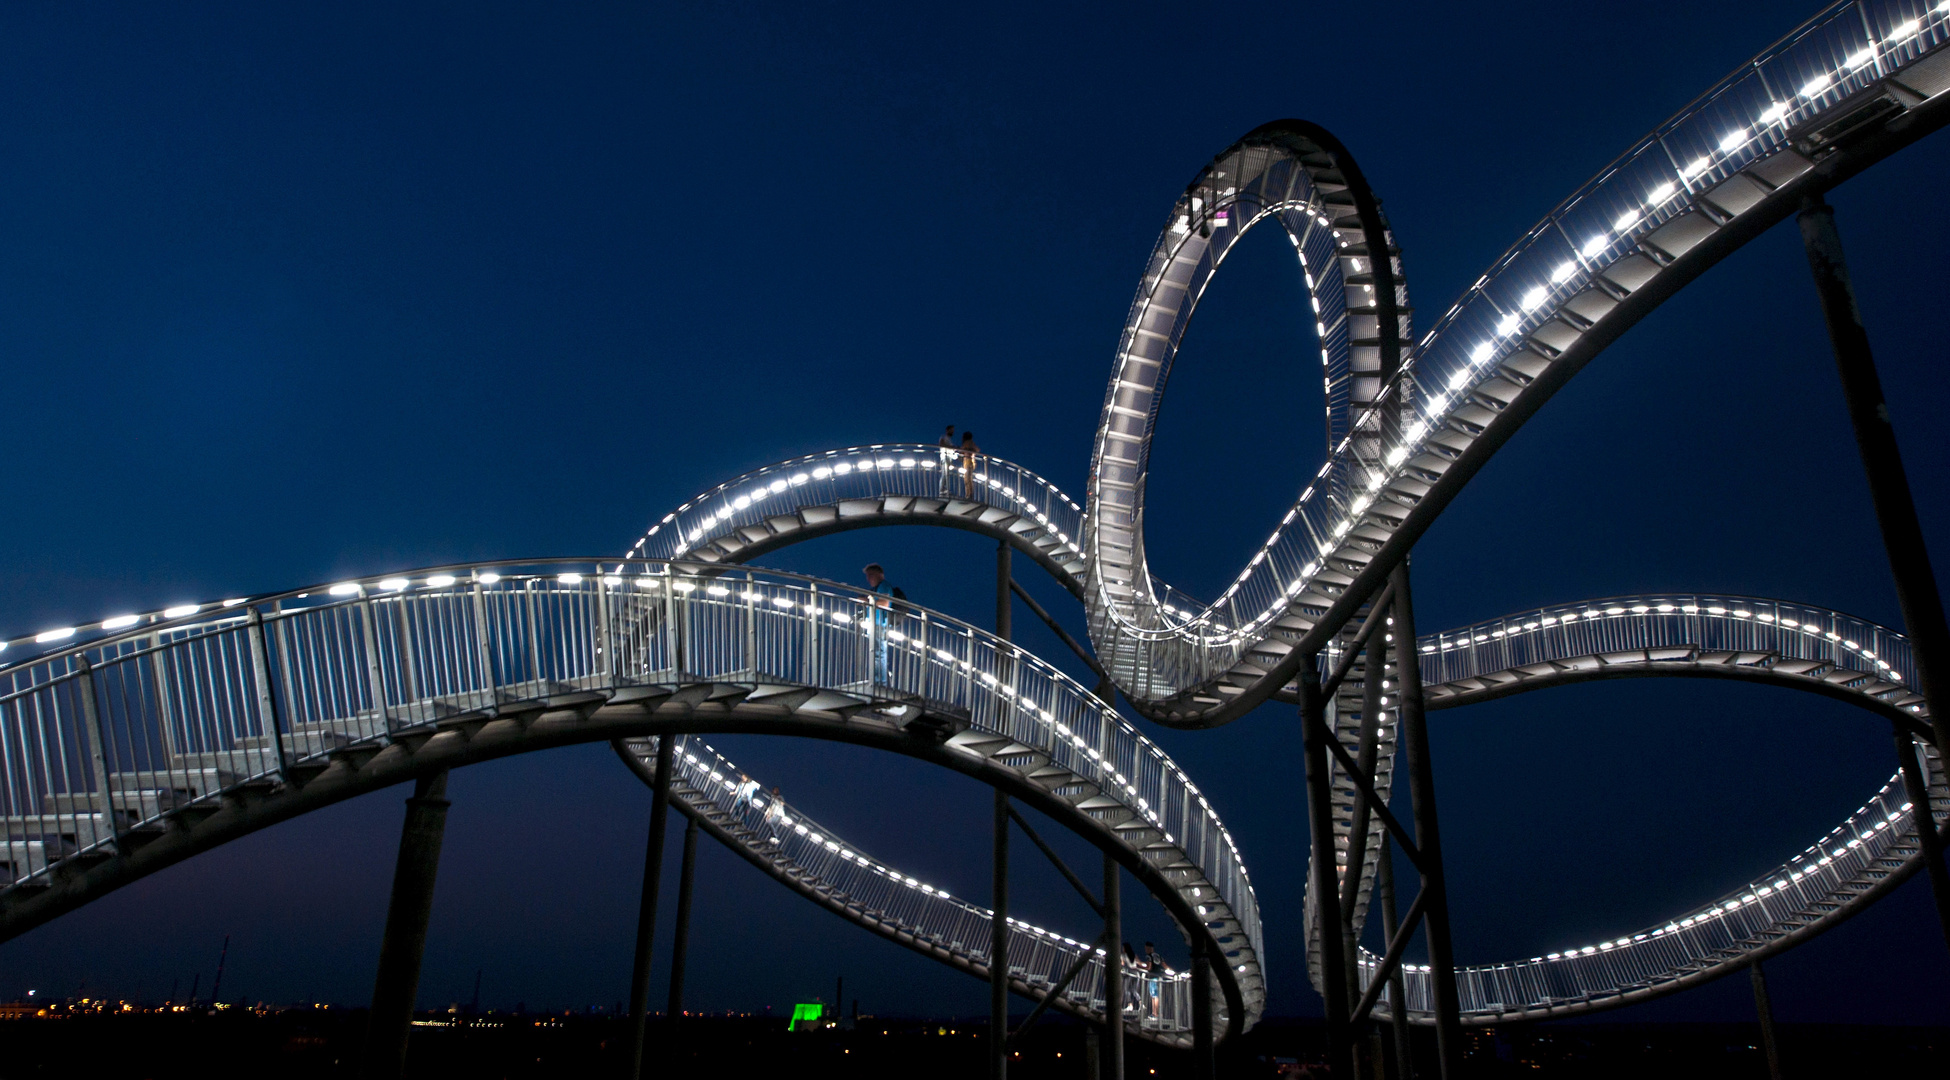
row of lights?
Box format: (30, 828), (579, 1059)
(1424, 601), (1904, 682)
(629, 446), (1084, 563)
(1098, 9), (1950, 673)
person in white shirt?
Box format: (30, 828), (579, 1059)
(732, 773), (759, 814)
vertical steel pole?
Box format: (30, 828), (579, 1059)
(996, 541), (1013, 644)
(627, 736), (676, 1080)
(1300, 661), (1354, 1078)
(246, 609), (289, 782)
(1103, 855), (1124, 1080)
(1189, 933), (1215, 1080)
(1376, 838), (1415, 1080)
(666, 812), (700, 1019)
(1798, 200), (1950, 776)
(1750, 961), (1783, 1080)
(1389, 563), (1462, 1079)
(365, 770), (451, 1080)
(992, 789), (1010, 1080)
(1894, 726), (1950, 949)
(74, 658), (119, 849)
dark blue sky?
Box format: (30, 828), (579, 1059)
(3, 1), (1948, 1026)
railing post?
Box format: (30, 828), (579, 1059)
(358, 597), (395, 737)
(245, 609), (289, 782)
(470, 580), (497, 708)
(1102, 854), (1124, 1080)
(1300, 659), (1354, 1078)
(365, 770), (451, 1080)
(745, 571), (759, 679)
(147, 632), (179, 760)
(627, 735), (677, 1080)
(595, 572), (615, 686)
(1189, 932), (1215, 1080)
(991, 789), (1010, 1080)
(1798, 199), (1950, 777)
(74, 658), (119, 851)
(1390, 561), (1463, 1079)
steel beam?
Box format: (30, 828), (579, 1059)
(364, 770), (451, 1080)
(1301, 662), (1355, 1077)
(1190, 933), (1215, 1080)
(1390, 562), (1462, 1078)
(1798, 200), (1950, 776)
(1376, 841), (1415, 1080)
(1894, 725), (1950, 951)
(1103, 855), (1124, 1080)
(666, 812), (700, 1018)
(627, 736), (676, 1080)
(992, 789), (1010, 1080)
(1751, 961), (1783, 1080)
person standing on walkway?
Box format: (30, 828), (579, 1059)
(959, 431), (981, 500)
(762, 786), (785, 843)
(863, 563), (896, 685)
(1143, 942), (1167, 1020)
(936, 425), (957, 497)
(731, 772), (758, 814)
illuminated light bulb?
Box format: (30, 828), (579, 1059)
(1646, 181), (1676, 203)
(1757, 102), (1788, 125)
(604, 575), (623, 587)
(478, 572), (501, 584)
(1580, 235), (1609, 258)
(1801, 73), (1832, 97)
(1718, 130), (1747, 153)
(222, 598), (247, 607)
(812, 466), (833, 479)
(427, 575), (456, 588)
(834, 462), (853, 475)
(1494, 312), (1520, 336)
(639, 578), (663, 591)
(1613, 209), (1640, 232)
(1847, 46), (1876, 69)
(1679, 156), (1710, 178)
(379, 577), (409, 592)
(732, 496), (751, 510)
(102, 615), (140, 631)
(558, 573), (583, 585)
(1549, 262), (1575, 284)
(790, 472), (809, 484)
(328, 584), (360, 597)
(1519, 286), (1547, 311)
(1386, 446), (1408, 467)
(706, 585), (730, 597)
(1891, 19), (1920, 39)
(35, 627), (75, 643)
(768, 479), (788, 493)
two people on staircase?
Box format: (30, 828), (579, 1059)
(863, 563), (906, 686)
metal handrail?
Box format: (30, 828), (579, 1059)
(1334, 594), (1945, 1021)
(1078, 0), (1950, 718)
(623, 733), (1198, 1038)
(0, 557), (1262, 1029)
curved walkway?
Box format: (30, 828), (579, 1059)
(1316, 595), (1947, 1023)
(0, 561), (1260, 1041)
(617, 733), (1197, 1044)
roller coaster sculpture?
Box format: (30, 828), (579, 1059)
(5, 2), (1950, 1076)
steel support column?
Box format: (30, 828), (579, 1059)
(996, 541), (1013, 644)
(1798, 200), (1950, 776)
(1300, 662), (1354, 1077)
(1390, 562), (1462, 1079)
(627, 736), (676, 1080)
(1893, 725), (1950, 949)
(1375, 840), (1414, 1080)
(1103, 856), (1124, 1080)
(364, 770), (451, 1080)
(992, 789), (1010, 1080)
(1751, 961), (1783, 1080)
(666, 812), (700, 1018)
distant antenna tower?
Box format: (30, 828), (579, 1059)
(469, 969), (482, 1014)
(208, 935), (230, 1005)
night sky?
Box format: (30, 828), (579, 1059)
(4, 2), (1948, 1026)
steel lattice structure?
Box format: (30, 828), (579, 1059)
(5, 0), (1950, 1065)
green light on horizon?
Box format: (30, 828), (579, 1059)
(788, 1002), (826, 1031)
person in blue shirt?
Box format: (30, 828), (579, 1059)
(863, 563), (895, 685)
